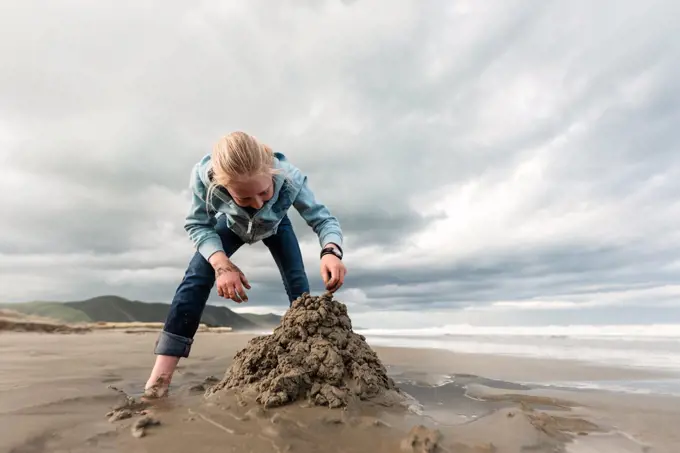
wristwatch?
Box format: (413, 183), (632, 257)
(320, 245), (343, 260)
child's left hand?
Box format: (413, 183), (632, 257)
(321, 252), (346, 293)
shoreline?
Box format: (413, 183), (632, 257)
(371, 345), (677, 382)
(362, 333), (680, 375)
(1, 331), (679, 452)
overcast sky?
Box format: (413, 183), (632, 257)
(1, 0), (679, 328)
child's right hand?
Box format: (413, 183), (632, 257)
(215, 265), (251, 303)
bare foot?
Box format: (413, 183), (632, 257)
(144, 354), (180, 397)
(143, 375), (170, 399)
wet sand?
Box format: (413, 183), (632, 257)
(1, 331), (678, 453)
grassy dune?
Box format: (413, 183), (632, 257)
(0, 302), (91, 323)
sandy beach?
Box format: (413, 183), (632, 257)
(1, 330), (678, 453)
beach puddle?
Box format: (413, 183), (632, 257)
(390, 370), (549, 426)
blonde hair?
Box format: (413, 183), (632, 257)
(205, 131), (278, 210)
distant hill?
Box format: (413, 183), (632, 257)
(0, 296), (282, 331)
(238, 312), (282, 327)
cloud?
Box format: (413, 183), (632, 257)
(1, 0), (679, 327)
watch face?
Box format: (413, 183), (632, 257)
(324, 247), (342, 258)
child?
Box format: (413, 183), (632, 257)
(144, 131), (346, 397)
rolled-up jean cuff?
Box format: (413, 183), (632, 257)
(154, 330), (194, 358)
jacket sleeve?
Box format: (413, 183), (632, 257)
(292, 175), (344, 250)
(183, 164), (224, 261)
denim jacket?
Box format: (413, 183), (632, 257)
(184, 152), (343, 261)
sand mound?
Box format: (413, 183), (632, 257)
(207, 292), (402, 408)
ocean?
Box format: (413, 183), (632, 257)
(355, 323), (680, 396)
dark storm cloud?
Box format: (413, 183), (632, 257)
(320, 243), (680, 316)
(1, 0), (679, 326)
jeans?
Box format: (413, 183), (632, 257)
(154, 214), (309, 357)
